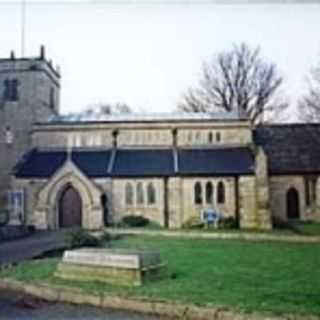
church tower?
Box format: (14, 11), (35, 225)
(0, 46), (60, 208)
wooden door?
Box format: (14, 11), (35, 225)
(286, 188), (300, 220)
(59, 186), (82, 228)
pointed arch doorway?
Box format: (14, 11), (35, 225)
(59, 185), (82, 228)
(286, 188), (300, 220)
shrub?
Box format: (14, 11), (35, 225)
(272, 215), (292, 230)
(182, 216), (204, 229)
(100, 230), (112, 242)
(66, 229), (100, 249)
(218, 216), (238, 229)
(271, 216), (303, 234)
(146, 220), (163, 229)
(121, 215), (150, 227)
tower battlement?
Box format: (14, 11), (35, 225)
(0, 45), (60, 79)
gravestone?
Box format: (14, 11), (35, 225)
(55, 248), (165, 286)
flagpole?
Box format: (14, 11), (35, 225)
(21, 0), (26, 57)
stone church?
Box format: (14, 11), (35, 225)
(1, 48), (320, 230)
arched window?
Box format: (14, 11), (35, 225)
(187, 132), (193, 143)
(205, 182), (213, 204)
(208, 132), (213, 144)
(3, 78), (19, 101)
(216, 132), (221, 142)
(194, 182), (202, 205)
(137, 182), (144, 205)
(101, 194), (108, 226)
(217, 181), (225, 204)
(4, 126), (13, 145)
(125, 183), (134, 205)
(147, 183), (156, 204)
(50, 87), (55, 110)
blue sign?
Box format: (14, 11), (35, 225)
(202, 209), (223, 226)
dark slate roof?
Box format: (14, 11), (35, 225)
(14, 147), (255, 179)
(71, 150), (112, 178)
(178, 147), (254, 176)
(13, 149), (67, 178)
(111, 149), (175, 177)
(254, 124), (320, 174)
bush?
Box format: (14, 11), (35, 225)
(146, 220), (163, 229)
(100, 230), (112, 242)
(66, 229), (101, 249)
(218, 216), (238, 229)
(182, 216), (204, 229)
(272, 215), (292, 230)
(271, 216), (304, 234)
(120, 215), (150, 228)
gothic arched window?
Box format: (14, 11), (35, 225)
(208, 132), (213, 144)
(216, 132), (221, 143)
(217, 181), (225, 204)
(194, 182), (202, 205)
(3, 79), (19, 101)
(137, 182), (144, 205)
(147, 183), (156, 205)
(125, 183), (134, 206)
(4, 126), (13, 145)
(206, 182), (213, 204)
(50, 87), (55, 110)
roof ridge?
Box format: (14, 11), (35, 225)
(257, 123), (320, 128)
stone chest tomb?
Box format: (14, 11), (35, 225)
(55, 248), (165, 286)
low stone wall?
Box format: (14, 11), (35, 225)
(107, 228), (320, 243)
(0, 278), (317, 320)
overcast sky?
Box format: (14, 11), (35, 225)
(0, 1), (320, 119)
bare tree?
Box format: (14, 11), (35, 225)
(178, 43), (287, 124)
(84, 102), (132, 115)
(299, 64), (320, 122)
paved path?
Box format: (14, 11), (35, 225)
(0, 231), (67, 267)
(0, 290), (160, 320)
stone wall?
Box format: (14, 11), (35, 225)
(180, 177), (236, 224)
(177, 127), (252, 146)
(32, 121), (253, 149)
(0, 54), (60, 209)
(254, 147), (272, 229)
(10, 177), (46, 226)
(33, 130), (113, 149)
(111, 178), (165, 226)
(239, 176), (258, 229)
(117, 129), (173, 147)
(269, 175), (317, 221)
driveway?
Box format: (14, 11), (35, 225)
(0, 231), (67, 266)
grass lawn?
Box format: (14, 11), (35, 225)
(1, 235), (320, 316)
(290, 222), (320, 236)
